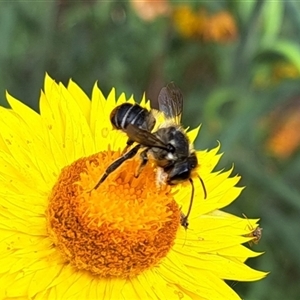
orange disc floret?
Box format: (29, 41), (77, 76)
(47, 150), (181, 278)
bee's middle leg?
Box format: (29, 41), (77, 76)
(135, 148), (149, 178)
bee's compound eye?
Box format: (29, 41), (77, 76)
(169, 170), (190, 183)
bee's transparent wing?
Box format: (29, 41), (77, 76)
(158, 82), (183, 124)
(125, 124), (169, 149)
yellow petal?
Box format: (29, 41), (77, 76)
(67, 78), (91, 122)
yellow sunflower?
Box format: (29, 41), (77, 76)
(0, 74), (267, 300)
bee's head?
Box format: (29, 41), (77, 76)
(166, 153), (198, 184)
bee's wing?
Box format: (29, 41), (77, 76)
(158, 82), (183, 124)
(126, 124), (169, 149)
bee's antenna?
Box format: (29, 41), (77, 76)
(182, 176), (207, 227)
(198, 175), (207, 199)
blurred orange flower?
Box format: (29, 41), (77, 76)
(173, 5), (237, 43)
(131, 0), (171, 21)
(272, 62), (300, 82)
(253, 61), (300, 89)
(203, 11), (237, 42)
(173, 6), (207, 39)
(266, 99), (300, 159)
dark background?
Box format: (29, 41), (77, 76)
(1, 1), (300, 299)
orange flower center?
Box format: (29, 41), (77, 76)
(47, 150), (181, 278)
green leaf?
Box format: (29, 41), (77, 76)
(262, 40), (300, 72)
(261, 1), (284, 45)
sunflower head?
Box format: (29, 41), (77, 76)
(0, 74), (267, 300)
(47, 149), (180, 278)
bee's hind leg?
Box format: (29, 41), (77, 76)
(93, 144), (141, 190)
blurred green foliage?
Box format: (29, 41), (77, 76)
(1, 0), (300, 299)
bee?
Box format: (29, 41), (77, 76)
(243, 213), (263, 246)
(93, 82), (207, 228)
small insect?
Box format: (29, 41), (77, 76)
(252, 226), (263, 245)
(243, 213), (263, 246)
(93, 82), (207, 228)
